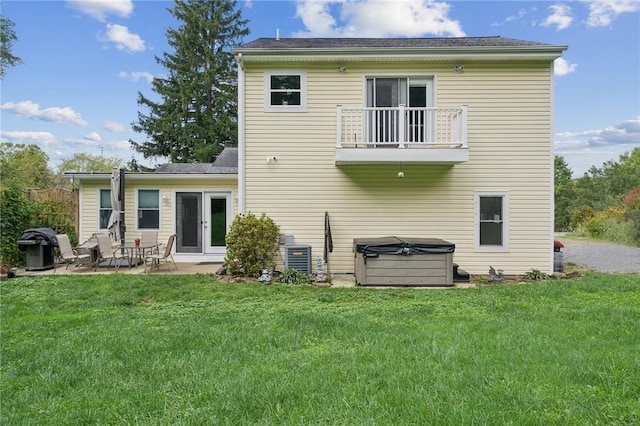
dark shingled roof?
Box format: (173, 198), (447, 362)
(236, 36), (557, 50)
(154, 147), (237, 174)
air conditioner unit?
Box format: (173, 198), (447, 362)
(285, 245), (311, 275)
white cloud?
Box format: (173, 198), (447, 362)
(67, 0), (134, 22)
(118, 71), (154, 83)
(583, 0), (640, 27)
(554, 117), (640, 175)
(542, 4), (573, 30)
(103, 121), (127, 133)
(84, 131), (102, 142)
(293, 0), (465, 38)
(0, 130), (57, 146)
(554, 57), (578, 76)
(0, 101), (89, 127)
(101, 24), (145, 53)
(556, 117), (640, 149)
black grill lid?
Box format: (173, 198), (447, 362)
(17, 228), (58, 248)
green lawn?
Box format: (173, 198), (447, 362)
(2, 273), (639, 425)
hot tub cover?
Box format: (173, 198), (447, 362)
(354, 236), (454, 256)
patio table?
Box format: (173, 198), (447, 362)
(112, 243), (160, 272)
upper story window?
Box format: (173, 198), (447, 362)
(138, 189), (160, 230)
(475, 191), (509, 252)
(99, 189), (112, 229)
(265, 71), (306, 111)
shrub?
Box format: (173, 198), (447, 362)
(571, 205), (595, 230)
(278, 268), (312, 285)
(0, 185), (34, 267)
(523, 269), (548, 281)
(224, 212), (279, 277)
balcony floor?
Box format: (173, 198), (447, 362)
(335, 145), (469, 165)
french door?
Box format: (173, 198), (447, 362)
(366, 77), (434, 143)
(175, 191), (231, 255)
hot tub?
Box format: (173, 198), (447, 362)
(354, 237), (455, 286)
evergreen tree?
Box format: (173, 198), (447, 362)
(130, 0), (249, 163)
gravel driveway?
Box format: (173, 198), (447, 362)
(559, 237), (640, 274)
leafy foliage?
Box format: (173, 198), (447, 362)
(0, 185), (34, 266)
(523, 269), (548, 281)
(0, 15), (22, 79)
(555, 149), (640, 245)
(0, 143), (54, 188)
(224, 212), (279, 277)
(278, 268), (312, 285)
(130, 0), (249, 163)
(56, 153), (124, 174)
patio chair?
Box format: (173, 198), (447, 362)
(56, 234), (91, 270)
(140, 231), (159, 254)
(145, 234), (177, 272)
(94, 233), (124, 271)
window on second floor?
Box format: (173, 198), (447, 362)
(138, 189), (160, 230)
(265, 71), (306, 110)
(99, 189), (112, 230)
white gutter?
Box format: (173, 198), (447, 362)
(64, 173), (238, 181)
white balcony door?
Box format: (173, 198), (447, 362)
(203, 192), (231, 255)
(366, 77), (433, 143)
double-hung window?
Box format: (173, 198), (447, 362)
(265, 71), (306, 110)
(138, 189), (160, 229)
(475, 191), (509, 251)
(99, 189), (112, 230)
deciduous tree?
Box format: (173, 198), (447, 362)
(130, 0), (249, 163)
(0, 14), (22, 79)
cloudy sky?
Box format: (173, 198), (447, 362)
(1, 0), (638, 176)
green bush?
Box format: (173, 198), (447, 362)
(0, 185), (35, 267)
(278, 268), (312, 285)
(224, 212), (279, 277)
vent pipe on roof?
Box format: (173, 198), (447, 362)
(276, 28), (280, 40)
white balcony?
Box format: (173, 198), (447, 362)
(336, 105), (469, 165)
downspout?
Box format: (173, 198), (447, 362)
(549, 59), (556, 275)
(237, 52), (245, 214)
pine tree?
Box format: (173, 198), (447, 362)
(130, 0), (249, 163)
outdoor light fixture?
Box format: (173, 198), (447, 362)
(454, 65), (464, 73)
(162, 194), (170, 202)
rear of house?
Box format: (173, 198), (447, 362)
(69, 148), (238, 264)
(234, 37), (567, 277)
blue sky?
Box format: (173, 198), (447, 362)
(1, 0), (638, 176)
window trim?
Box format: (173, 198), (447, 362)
(136, 188), (160, 231)
(264, 70), (307, 112)
(474, 191), (509, 252)
(98, 188), (112, 230)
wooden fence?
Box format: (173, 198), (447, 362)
(22, 188), (79, 236)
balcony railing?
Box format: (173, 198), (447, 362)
(337, 105), (467, 148)
(335, 105), (468, 165)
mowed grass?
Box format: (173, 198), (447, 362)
(2, 273), (639, 425)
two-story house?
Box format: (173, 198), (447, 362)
(233, 37), (567, 277)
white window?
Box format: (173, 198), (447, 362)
(137, 189), (160, 230)
(99, 189), (112, 230)
(475, 191), (509, 251)
(265, 71), (306, 110)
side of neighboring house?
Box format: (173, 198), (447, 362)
(234, 37), (567, 276)
(68, 148), (238, 263)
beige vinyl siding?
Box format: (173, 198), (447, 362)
(243, 61), (554, 275)
(78, 178), (237, 247)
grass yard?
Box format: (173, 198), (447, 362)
(2, 273), (639, 425)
